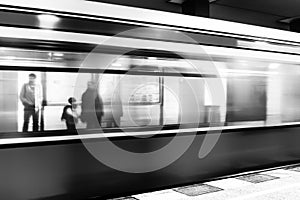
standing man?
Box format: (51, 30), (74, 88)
(20, 73), (43, 132)
(81, 81), (104, 129)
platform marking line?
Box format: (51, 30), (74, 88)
(173, 183), (223, 197)
(235, 174), (279, 184)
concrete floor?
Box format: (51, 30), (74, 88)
(114, 166), (300, 200)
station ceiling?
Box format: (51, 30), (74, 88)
(88, 0), (300, 31)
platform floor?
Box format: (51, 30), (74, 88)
(112, 165), (300, 200)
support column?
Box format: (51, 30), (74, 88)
(290, 18), (300, 32)
(182, 0), (209, 17)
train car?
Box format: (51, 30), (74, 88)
(1, 0), (300, 199)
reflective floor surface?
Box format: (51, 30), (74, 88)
(112, 165), (300, 200)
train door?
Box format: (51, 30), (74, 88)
(226, 75), (267, 123)
(280, 65), (300, 122)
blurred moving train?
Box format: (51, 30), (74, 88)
(1, 0), (300, 199)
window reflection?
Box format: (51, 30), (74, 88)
(0, 48), (299, 135)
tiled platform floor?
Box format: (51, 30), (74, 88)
(112, 165), (300, 200)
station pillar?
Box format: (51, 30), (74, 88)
(290, 18), (300, 32)
(182, 0), (209, 17)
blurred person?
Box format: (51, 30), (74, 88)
(81, 81), (104, 129)
(61, 97), (79, 130)
(20, 73), (43, 132)
(110, 91), (123, 128)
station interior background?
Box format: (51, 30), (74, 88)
(87, 0), (300, 31)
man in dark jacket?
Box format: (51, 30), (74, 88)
(81, 81), (104, 129)
(61, 97), (79, 130)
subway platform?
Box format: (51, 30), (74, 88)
(112, 165), (300, 200)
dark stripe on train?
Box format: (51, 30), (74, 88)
(0, 65), (217, 78)
(1, 123), (300, 149)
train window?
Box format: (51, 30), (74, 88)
(0, 51), (213, 134)
(221, 61), (268, 126)
(273, 64), (300, 123)
(1, 43), (300, 137)
(162, 76), (206, 125)
(0, 62), (253, 133)
(226, 75), (267, 123)
(43, 72), (90, 130)
(43, 72), (162, 130)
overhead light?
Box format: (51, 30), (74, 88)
(167, 0), (185, 4)
(38, 14), (60, 29)
(269, 63), (280, 70)
(53, 52), (64, 57)
(112, 62), (122, 67)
